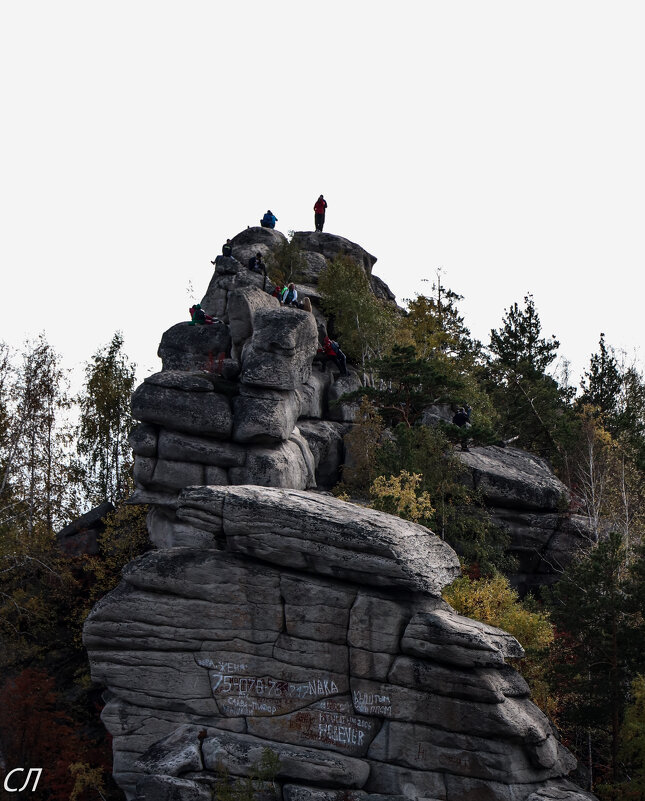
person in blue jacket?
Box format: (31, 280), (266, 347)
(260, 210), (277, 228)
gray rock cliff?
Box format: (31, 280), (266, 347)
(85, 227), (597, 801)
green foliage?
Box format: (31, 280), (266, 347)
(341, 396), (384, 493)
(0, 335), (78, 538)
(318, 255), (397, 366)
(364, 344), (462, 427)
(489, 293), (559, 377)
(76, 332), (136, 505)
(266, 233), (308, 286)
(404, 274), (482, 365)
(580, 333), (623, 419)
(376, 424), (511, 573)
(545, 533), (645, 784)
(485, 294), (576, 460)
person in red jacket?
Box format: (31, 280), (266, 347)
(314, 194), (327, 232)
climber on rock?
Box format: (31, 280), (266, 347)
(211, 239), (233, 265)
(248, 252), (267, 290)
(188, 303), (215, 325)
(314, 194), (327, 232)
(314, 335), (347, 375)
(280, 282), (298, 307)
(452, 405), (472, 450)
(260, 210), (277, 229)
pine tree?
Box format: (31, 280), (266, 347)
(489, 293), (559, 377)
(486, 294), (572, 459)
(580, 333), (623, 419)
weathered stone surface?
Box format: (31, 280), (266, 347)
(241, 308), (318, 390)
(174, 485), (459, 593)
(233, 385), (301, 443)
(132, 382), (233, 439)
(228, 226), (288, 271)
(296, 370), (332, 419)
(297, 420), (347, 488)
(158, 429), (246, 467)
(146, 506), (216, 549)
(149, 459), (205, 492)
(291, 231), (377, 276)
(129, 423), (158, 457)
(56, 501), (114, 556)
(158, 322), (231, 372)
(144, 370), (216, 392)
(326, 371), (362, 422)
(228, 286), (280, 348)
(402, 607), (524, 667)
(229, 437), (314, 490)
(457, 446), (569, 512)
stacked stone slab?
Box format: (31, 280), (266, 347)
(456, 447), (594, 595)
(89, 226), (599, 799)
(129, 228), (371, 508)
(84, 486), (597, 801)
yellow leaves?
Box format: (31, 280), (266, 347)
(69, 761), (106, 801)
(370, 470), (434, 524)
(443, 573), (557, 717)
(443, 573), (554, 653)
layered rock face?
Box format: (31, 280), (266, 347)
(456, 447), (593, 595)
(85, 486), (596, 801)
(129, 228), (369, 509)
(86, 227), (597, 800)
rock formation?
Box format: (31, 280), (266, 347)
(456, 447), (593, 595)
(85, 227), (598, 800)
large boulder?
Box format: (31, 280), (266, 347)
(457, 446), (569, 512)
(84, 487), (594, 801)
(291, 232), (377, 276)
(158, 322), (231, 372)
(241, 308), (318, 390)
(131, 376), (233, 439)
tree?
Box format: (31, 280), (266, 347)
(266, 232), (308, 286)
(489, 293), (559, 377)
(404, 272), (482, 365)
(0, 335), (75, 537)
(76, 332), (136, 505)
(545, 533), (645, 787)
(376, 424), (511, 573)
(486, 294), (574, 459)
(318, 255), (397, 369)
(580, 333), (623, 420)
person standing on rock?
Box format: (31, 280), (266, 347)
(452, 405), (471, 451)
(314, 194), (327, 232)
(211, 239), (233, 265)
(260, 210), (277, 229)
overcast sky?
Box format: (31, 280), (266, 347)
(1, 1), (643, 392)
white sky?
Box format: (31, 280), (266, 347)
(1, 1), (643, 392)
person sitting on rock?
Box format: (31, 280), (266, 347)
(280, 282), (298, 307)
(188, 303), (215, 325)
(314, 335), (347, 375)
(248, 252), (267, 290)
(302, 296), (313, 313)
(260, 210), (277, 229)
(211, 239), (233, 265)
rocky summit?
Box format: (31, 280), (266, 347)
(84, 228), (598, 800)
